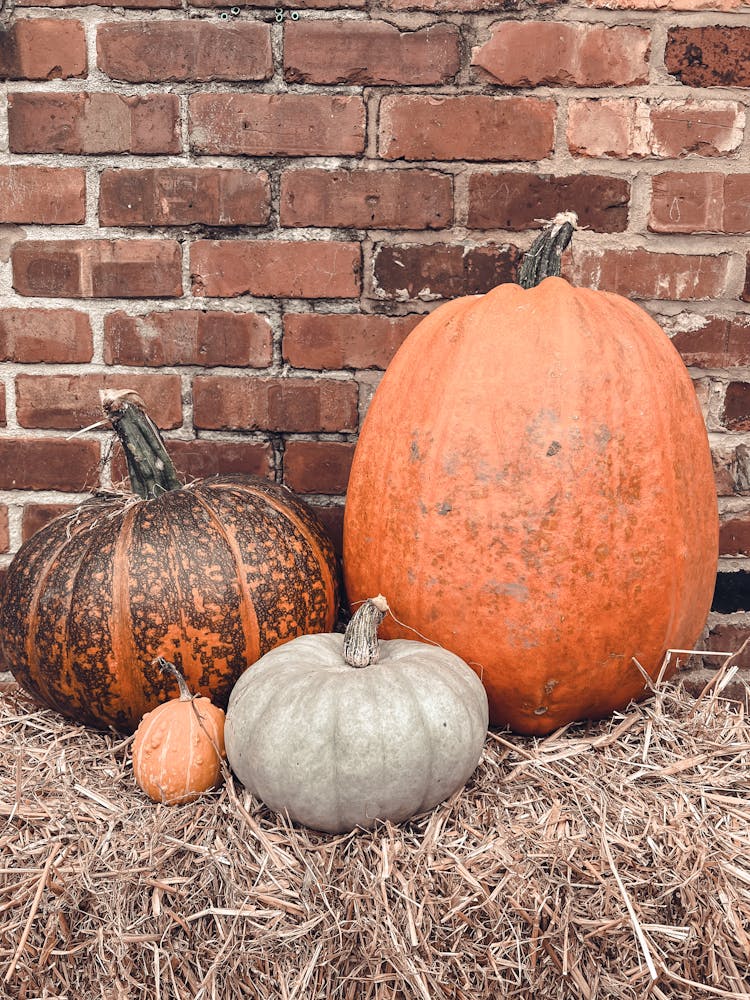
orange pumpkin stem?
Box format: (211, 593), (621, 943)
(518, 211), (577, 290)
(155, 657), (194, 702)
(343, 596), (389, 668)
(101, 389), (182, 500)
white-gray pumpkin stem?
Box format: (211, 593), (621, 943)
(343, 596), (389, 667)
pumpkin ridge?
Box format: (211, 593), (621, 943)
(397, 667), (437, 815)
(181, 488), (261, 669)
(110, 502), (147, 726)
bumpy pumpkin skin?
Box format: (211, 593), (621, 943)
(0, 475), (339, 733)
(343, 277), (719, 735)
(133, 693), (226, 805)
(225, 633), (489, 833)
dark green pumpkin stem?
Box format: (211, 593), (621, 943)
(101, 389), (181, 500)
(155, 657), (194, 702)
(518, 211), (577, 290)
(343, 596), (389, 668)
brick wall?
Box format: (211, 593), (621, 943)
(1, 0), (750, 691)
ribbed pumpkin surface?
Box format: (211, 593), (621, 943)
(1, 475), (339, 732)
(343, 277), (719, 735)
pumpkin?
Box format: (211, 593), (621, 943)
(0, 390), (339, 733)
(132, 658), (226, 804)
(224, 595), (489, 833)
(343, 215), (719, 735)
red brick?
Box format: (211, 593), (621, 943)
(0, 19), (86, 79)
(308, 503), (344, 557)
(0, 308), (92, 363)
(97, 21), (272, 82)
(380, 95), (554, 161)
(16, 374), (182, 431)
(373, 242), (521, 300)
(280, 169), (452, 230)
(666, 27), (750, 87)
(565, 249), (731, 300)
(22, 503), (78, 542)
(0, 166), (85, 225)
(703, 624), (750, 668)
(383, 0), (554, 7)
(284, 21), (459, 85)
(650, 172), (750, 234)
(472, 22), (649, 87)
(8, 93), (180, 155)
(99, 168), (270, 227)
(567, 98), (744, 158)
(190, 94), (365, 156)
(283, 313), (420, 369)
(722, 382), (750, 431)
(720, 516), (750, 556)
(19, 0), (179, 6)
(0, 439), (101, 491)
(0, 506), (8, 553)
(111, 438), (274, 486)
(191, 240), (360, 299)
(12, 240), (183, 298)
(585, 0), (742, 8)
(193, 376), (358, 433)
(104, 310), (273, 367)
(467, 173), (628, 232)
(663, 314), (750, 368)
(284, 440), (355, 494)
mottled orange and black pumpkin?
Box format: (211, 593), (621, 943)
(0, 391), (339, 733)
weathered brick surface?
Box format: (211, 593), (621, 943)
(0, 507), (8, 554)
(12, 240), (183, 298)
(0, 308), (92, 362)
(18, 0), (179, 7)
(663, 314), (750, 368)
(720, 516), (750, 556)
(567, 98), (745, 157)
(97, 22), (273, 82)
(722, 382), (750, 431)
(0, 19), (86, 79)
(284, 21), (460, 85)
(586, 0), (744, 8)
(190, 94), (365, 156)
(650, 172), (750, 233)
(104, 310), (273, 367)
(472, 22), (650, 87)
(165, 440), (274, 481)
(99, 168), (270, 227)
(191, 240), (360, 298)
(283, 440), (355, 494)
(280, 169), (452, 229)
(666, 27), (750, 87)
(8, 93), (181, 155)
(0, 167), (85, 225)
(22, 504), (78, 542)
(15, 373), (182, 430)
(0, 384), (6, 427)
(193, 377), (359, 432)
(0, 439), (101, 492)
(380, 96), (555, 161)
(467, 173), (629, 231)
(565, 249), (731, 300)
(283, 313), (420, 369)
(374, 243), (521, 299)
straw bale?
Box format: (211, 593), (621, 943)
(1, 666), (749, 1000)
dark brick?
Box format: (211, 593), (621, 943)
(666, 27), (750, 88)
(373, 243), (521, 300)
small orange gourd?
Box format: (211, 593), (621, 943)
(132, 658), (226, 805)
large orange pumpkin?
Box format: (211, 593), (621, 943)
(0, 390), (339, 733)
(343, 217), (718, 735)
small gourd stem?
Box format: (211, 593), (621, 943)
(343, 596), (389, 668)
(155, 657), (193, 702)
(101, 390), (182, 500)
(518, 212), (577, 290)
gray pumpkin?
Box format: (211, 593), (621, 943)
(225, 596), (489, 833)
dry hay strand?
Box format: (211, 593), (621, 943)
(1, 667), (749, 1000)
